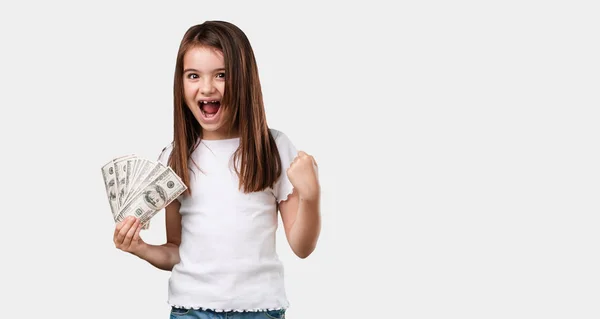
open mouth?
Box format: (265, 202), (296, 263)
(199, 100), (221, 118)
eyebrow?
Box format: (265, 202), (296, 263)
(183, 68), (226, 73)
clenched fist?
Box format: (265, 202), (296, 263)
(286, 151), (320, 201)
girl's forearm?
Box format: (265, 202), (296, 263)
(288, 196), (321, 258)
(134, 243), (180, 271)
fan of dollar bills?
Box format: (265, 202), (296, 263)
(101, 154), (187, 229)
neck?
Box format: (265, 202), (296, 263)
(201, 128), (240, 140)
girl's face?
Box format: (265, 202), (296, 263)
(183, 46), (232, 140)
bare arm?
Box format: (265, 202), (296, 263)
(114, 200), (182, 271)
(279, 150), (322, 259)
(279, 188), (321, 259)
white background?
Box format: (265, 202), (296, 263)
(1, 1), (598, 318)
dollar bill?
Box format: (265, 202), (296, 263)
(102, 154), (186, 229)
(101, 160), (119, 220)
(115, 166), (186, 224)
(101, 154), (136, 220)
(113, 155), (136, 208)
(124, 160), (166, 206)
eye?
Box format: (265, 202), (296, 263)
(186, 73), (199, 79)
(216, 72), (225, 79)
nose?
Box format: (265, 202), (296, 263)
(200, 78), (215, 95)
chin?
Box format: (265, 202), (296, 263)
(199, 123), (225, 133)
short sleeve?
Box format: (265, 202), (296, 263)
(271, 129), (298, 203)
(157, 143), (173, 166)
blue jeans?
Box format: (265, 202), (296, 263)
(170, 307), (286, 319)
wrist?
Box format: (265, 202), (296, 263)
(132, 242), (149, 258)
(299, 189), (320, 203)
(301, 183), (320, 200)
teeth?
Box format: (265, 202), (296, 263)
(199, 100), (219, 104)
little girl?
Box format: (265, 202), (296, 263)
(112, 20), (321, 319)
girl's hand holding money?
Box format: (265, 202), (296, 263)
(113, 216), (146, 255)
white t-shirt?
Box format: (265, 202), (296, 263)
(156, 128), (297, 312)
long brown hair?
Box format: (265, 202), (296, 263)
(168, 20), (282, 195)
